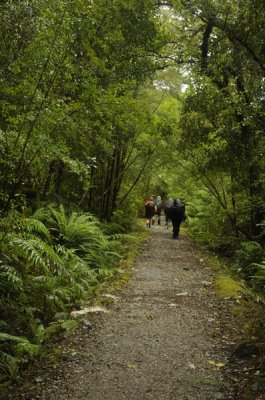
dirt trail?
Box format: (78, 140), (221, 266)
(8, 221), (233, 400)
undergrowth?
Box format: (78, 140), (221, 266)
(0, 206), (146, 384)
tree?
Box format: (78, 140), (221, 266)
(162, 0), (265, 241)
(0, 0), (164, 219)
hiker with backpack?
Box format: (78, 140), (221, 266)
(144, 197), (157, 228)
(164, 198), (174, 228)
(166, 198), (186, 239)
(154, 195), (163, 225)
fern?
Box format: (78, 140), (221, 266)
(15, 342), (40, 358)
(108, 233), (136, 241)
(0, 351), (18, 380)
(23, 218), (51, 240)
(0, 334), (30, 380)
(0, 333), (28, 343)
(0, 262), (23, 293)
(32, 207), (53, 223)
(48, 206), (109, 251)
(0, 213), (51, 241)
(235, 241), (264, 275)
(10, 238), (68, 276)
(0, 204), (128, 382)
(31, 323), (46, 345)
(0, 334), (39, 379)
(96, 268), (117, 280)
(250, 261), (265, 289)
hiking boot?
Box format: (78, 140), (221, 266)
(158, 220), (160, 225)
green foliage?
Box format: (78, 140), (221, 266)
(15, 342), (41, 358)
(0, 0), (163, 219)
(0, 351), (18, 381)
(0, 205), (125, 381)
(45, 205), (108, 254)
(251, 261), (265, 286)
(0, 333), (31, 381)
(108, 207), (139, 234)
(232, 241), (265, 292)
(235, 241), (264, 275)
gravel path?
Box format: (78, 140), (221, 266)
(7, 222), (232, 400)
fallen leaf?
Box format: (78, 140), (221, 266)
(127, 363), (137, 369)
(200, 280), (212, 286)
(103, 294), (120, 302)
(145, 314), (153, 320)
(216, 393), (226, 400)
(208, 360), (225, 368)
(71, 306), (109, 318)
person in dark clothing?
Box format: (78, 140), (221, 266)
(166, 198), (186, 239)
(144, 197), (157, 228)
(164, 198), (174, 228)
(154, 195), (163, 225)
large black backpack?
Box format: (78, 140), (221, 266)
(145, 200), (155, 211)
(168, 199), (185, 220)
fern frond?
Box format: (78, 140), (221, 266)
(32, 207), (52, 222)
(11, 238), (67, 276)
(0, 350), (18, 379)
(0, 263), (23, 291)
(250, 261), (265, 285)
(108, 233), (136, 241)
(24, 218), (51, 240)
(105, 250), (123, 259)
(96, 268), (116, 279)
(15, 342), (40, 358)
(0, 333), (28, 344)
(239, 241), (263, 253)
(251, 276), (265, 282)
(48, 205), (68, 233)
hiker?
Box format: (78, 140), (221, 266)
(164, 198), (174, 228)
(166, 198), (186, 239)
(144, 197), (157, 228)
(154, 195), (163, 225)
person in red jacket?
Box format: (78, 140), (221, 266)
(144, 197), (157, 228)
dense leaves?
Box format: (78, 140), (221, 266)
(0, 0), (164, 218)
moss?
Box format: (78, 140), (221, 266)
(215, 276), (244, 298)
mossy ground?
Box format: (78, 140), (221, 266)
(197, 250), (265, 399)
